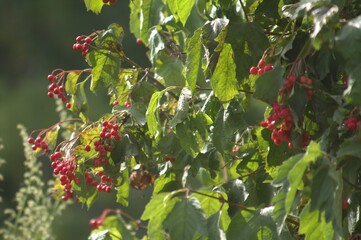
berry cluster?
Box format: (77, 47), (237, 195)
(73, 36), (93, 57)
(344, 116), (359, 130)
(50, 152), (79, 201)
(47, 72), (72, 108)
(249, 59), (274, 76)
(283, 74), (296, 91)
(260, 103), (310, 148)
(260, 103), (294, 146)
(47, 77), (71, 108)
(28, 136), (49, 152)
(100, 121), (121, 141)
(299, 75), (313, 97)
(85, 171), (114, 193)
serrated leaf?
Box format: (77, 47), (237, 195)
(272, 142), (322, 233)
(177, 0), (196, 25)
(65, 72), (81, 95)
(175, 119), (203, 158)
(139, 0), (164, 45)
(207, 211), (227, 240)
(116, 169), (129, 206)
(146, 90), (166, 137)
(88, 50), (120, 92)
(254, 66), (284, 105)
(84, 0), (104, 14)
(163, 197), (207, 240)
(226, 208), (279, 240)
(337, 134), (361, 159)
(211, 43), (239, 103)
(213, 101), (246, 152)
(336, 16), (361, 61)
(142, 194), (181, 239)
(185, 28), (202, 92)
(299, 203), (335, 240)
(70, 81), (88, 114)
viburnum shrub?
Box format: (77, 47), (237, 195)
(26, 0), (361, 239)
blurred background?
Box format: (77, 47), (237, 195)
(0, 0), (152, 238)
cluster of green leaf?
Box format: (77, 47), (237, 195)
(27, 0), (361, 239)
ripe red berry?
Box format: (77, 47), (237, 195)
(136, 38), (143, 45)
(257, 59), (266, 68)
(263, 64), (273, 72)
(84, 144), (91, 152)
(249, 66), (258, 75)
(47, 74), (55, 82)
(27, 137), (35, 144)
(76, 36), (83, 43)
(85, 37), (92, 44)
(112, 100), (119, 106)
(66, 103), (71, 108)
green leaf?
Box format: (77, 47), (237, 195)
(168, 88), (192, 127)
(185, 28), (202, 92)
(65, 72), (81, 95)
(146, 90), (166, 137)
(207, 211), (227, 240)
(153, 173), (181, 194)
(254, 66), (284, 105)
(129, 0), (141, 38)
(226, 208), (279, 240)
(70, 81), (88, 114)
(87, 50), (120, 92)
(163, 197), (207, 240)
(213, 100), (246, 152)
(175, 119), (204, 158)
(337, 134), (361, 159)
(211, 43), (239, 103)
(139, 0), (164, 45)
(83, 0), (104, 14)
(116, 169), (129, 206)
(272, 142), (322, 232)
(141, 193), (181, 239)
(299, 203), (336, 240)
(88, 230), (111, 240)
(176, 0), (196, 26)
(224, 22), (269, 80)
(336, 15), (361, 61)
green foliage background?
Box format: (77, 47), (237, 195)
(0, 1), (149, 239)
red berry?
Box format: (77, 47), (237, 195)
(48, 92), (54, 98)
(257, 59), (266, 68)
(84, 144), (91, 152)
(249, 66), (258, 75)
(76, 36), (83, 42)
(66, 103), (71, 108)
(27, 137), (35, 144)
(257, 68), (264, 76)
(112, 100), (119, 106)
(263, 64), (273, 72)
(47, 74), (55, 82)
(342, 199), (348, 209)
(85, 37), (92, 44)
(136, 38), (143, 45)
